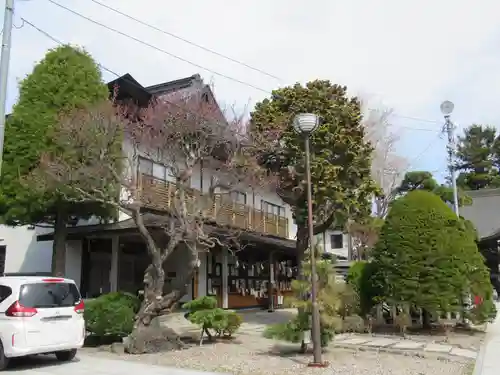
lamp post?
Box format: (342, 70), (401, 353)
(440, 100), (459, 217)
(293, 113), (325, 367)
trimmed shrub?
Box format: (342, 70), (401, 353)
(182, 296), (243, 339)
(84, 292), (140, 339)
(371, 190), (497, 324)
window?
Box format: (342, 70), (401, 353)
(0, 246), (5, 276)
(138, 157), (176, 182)
(262, 200), (285, 217)
(19, 282), (81, 309)
(0, 285), (12, 303)
(231, 191), (247, 205)
(331, 234), (343, 249)
(138, 157), (153, 176)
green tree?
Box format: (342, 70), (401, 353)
(397, 170), (472, 207)
(371, 190), (495, 327)
(456, 124), (500, 190)
(250, 80), (376, 263)
(346, 260), (381, 315)
(0, 45), (111, 275)
(264, 256), (343, 350)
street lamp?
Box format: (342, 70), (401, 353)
(293, 113), (326, 367)
(440, 101), (459, 217)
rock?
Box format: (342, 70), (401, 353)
(110, 342), (125, 354)
(125, 324), (187, 354)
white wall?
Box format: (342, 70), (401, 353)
(0, 224), (83, 282)
(1, 225), (53, 274)
(316, 229), (350, 260)
(65, 240), (82, 286)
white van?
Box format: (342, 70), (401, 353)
(0, 275), (85, 370)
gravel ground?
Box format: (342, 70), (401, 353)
(82, 335), (474, 375)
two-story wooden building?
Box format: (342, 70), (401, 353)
(37, 73), (302, 310)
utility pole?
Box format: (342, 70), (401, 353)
(440, 101), (460, 217)
(0, 0), (14, 177)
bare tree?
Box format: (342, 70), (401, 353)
(345, 108), (408, 259)
(30, 92), (279, 353)
(362, 108), (408, 218)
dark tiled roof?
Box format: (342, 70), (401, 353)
(460, 189), (500, 240)
(107, 73), (208, 104)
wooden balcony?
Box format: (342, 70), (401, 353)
(138, 174), (289, 238)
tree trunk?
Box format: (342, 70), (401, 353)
(422, 309), (432, 330)
(126, 256), (198, 354)
(296, 225), (308, 277)
(51, 208), (67, 276)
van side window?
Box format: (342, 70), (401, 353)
(0, 285), (12, 303)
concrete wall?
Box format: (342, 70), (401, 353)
(316, 229), (350, 260)
(1, 225), (53, 274)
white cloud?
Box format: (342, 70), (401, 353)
(6, 0), (500, 176)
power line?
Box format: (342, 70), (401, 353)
(89, 0), (281, 82)
(21, 17), (270, 131)
(21, 16), (444, 137)
(46, 0), (272, 95)
(19, 18), (449, 184)
(406, 133), (444, 170)
(390, 113), (441, 125)
(44, 0), (446, 130)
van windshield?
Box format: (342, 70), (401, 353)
(19, 282), (81, 308)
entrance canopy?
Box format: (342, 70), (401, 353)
(37, 213), (297, 257)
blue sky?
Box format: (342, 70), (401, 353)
(4, 0), (500, 183)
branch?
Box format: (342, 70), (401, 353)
(313, 210), (338, 235)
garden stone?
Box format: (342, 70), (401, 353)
(110, 342), (125, 354)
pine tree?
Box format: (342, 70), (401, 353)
(456, 124), (500, 190)
(263, 253), (344, 349)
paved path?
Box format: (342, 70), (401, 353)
(4, 354), (228, 375)
(473, 303), (500, 375)
(332, 333), (477, 359)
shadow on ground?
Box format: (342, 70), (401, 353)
(238, 309), (296, 326)
(5, 355), (80, 372)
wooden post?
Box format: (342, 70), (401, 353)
(166, 182), (172, 209)
(110, 235), (120, 292)
(193, 269), (199, 299)
(222, 248), (228, 309)
(268, 252), (275, 312)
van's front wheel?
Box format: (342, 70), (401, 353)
(55, 349), (77, 362)
(0, 341), (10, 371)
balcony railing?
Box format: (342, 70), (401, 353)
(138, 174), (288, 238)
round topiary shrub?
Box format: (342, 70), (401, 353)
(371, 190), (496, 325)
(84, 292), (140, 341)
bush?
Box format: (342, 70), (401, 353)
(467, 298), (497, 324)
(342, 315), (365, 333)
(371, 190), (496, 322)
(264, 311), (336, 347)
(264, 257), (343, 349)
(84, 292), (140, 339)
(346, 261), (381, 316)
(182, 296), (243, 339)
